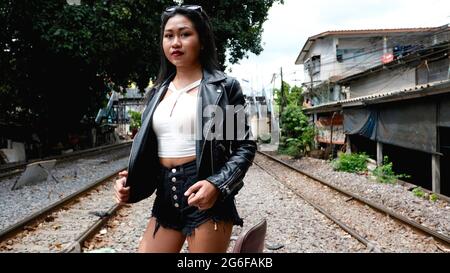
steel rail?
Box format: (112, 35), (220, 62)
(257, 150), (450, 245)
(0, 141), (132, 175)
(0, 166), (127, 242)
(253, 160), (374, 250)
(61, 204), (121, 253)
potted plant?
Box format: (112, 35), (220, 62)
(128, 110), (142, 139)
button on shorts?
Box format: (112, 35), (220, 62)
(151, 159), (243, 237)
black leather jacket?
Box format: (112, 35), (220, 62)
(125, 69), (257, 203)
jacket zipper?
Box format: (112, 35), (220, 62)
(221, 166), (243, 194)
(199, 82), (224, 173)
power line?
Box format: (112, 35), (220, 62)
(306, 26), (449, 68)
(312, 41), (449, 76)
(302, 33), (450, 85)
(304, 45), (450, 99)
(264, 26), (449, 89)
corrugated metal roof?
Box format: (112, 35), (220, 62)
(309, 27), (443, 39)
(304, 80), (450, 112)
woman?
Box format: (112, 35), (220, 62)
(114, 5), (256, 253)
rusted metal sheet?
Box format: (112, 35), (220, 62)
(315, 114), (345, 144)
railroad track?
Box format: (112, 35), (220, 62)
(0, 168), (126, 252)
(256, 151), (450, 252)
(0, 141), (132, 180)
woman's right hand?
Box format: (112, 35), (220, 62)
(114, 170), (130, 204)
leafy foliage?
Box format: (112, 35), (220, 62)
(0, 0), (281, 150)
(1, 0), (173, 148)
(412, 187), (426, 198)
(128, 110), (142, 130)
(332, 152), (369, 173)
(372, 156), (410, 184)
(275, 82), (313, 158)
(429, 193), (439, 202)
(184, 0), (284, 69)
(411, 187), (439, 202)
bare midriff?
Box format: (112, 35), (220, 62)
(159, 156), (196, 169)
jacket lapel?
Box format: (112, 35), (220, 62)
(196, 69), (227, 175)
(129, 78), (170, 165)
(140, 75), (174, 135)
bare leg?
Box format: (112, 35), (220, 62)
(186, 220), (233, 253)
(138, 217), (186, 253)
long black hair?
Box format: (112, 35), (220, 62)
(154, 6), (219, 86)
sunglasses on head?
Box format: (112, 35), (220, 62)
(164, 5), (203, 14)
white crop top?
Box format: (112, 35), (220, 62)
(152, 80), (200, 158)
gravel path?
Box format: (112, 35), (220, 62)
(83, 164), (366, 253)
(269, 153), (450, 238)
(0, 147), (130, 231)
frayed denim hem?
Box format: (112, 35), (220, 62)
(151, 213), (243, 238)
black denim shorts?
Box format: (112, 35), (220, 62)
(151, 159), (243, 237)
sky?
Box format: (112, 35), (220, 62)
(227, 0), (450, 94)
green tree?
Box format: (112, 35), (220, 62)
(1, 0), (173, 149)
(184, 0), (284, 69)
(273, 81), (304, 110)
(274, 81), (290, 112)
(0, 0), (282, 151)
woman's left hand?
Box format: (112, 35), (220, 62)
(185, 180), (220, 211)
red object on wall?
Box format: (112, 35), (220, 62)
(382, 53), (394, 64)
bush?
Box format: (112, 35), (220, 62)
(332, 152), (369, 173)
(278, 138), (304, 158)
(372, 156), (410, 184)
(277, 105), (314, 158)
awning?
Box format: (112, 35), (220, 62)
(344, 99), (437, 154)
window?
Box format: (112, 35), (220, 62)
(336, 49), (343, 62)
(305, 55), (321, 75)
(336, 48), (365, 63)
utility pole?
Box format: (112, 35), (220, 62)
(280, 67), (285, 115)
(309, 67), (314, 101)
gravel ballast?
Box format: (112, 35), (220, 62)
(0, 148), (130, 231)
(271, 153), (450, 238)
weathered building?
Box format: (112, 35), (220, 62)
(296, 25), (450, 195)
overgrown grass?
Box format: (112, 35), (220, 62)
(412, 187), (439, 202)
(412, 187), (426, 198)
(429, 193), (439, 202)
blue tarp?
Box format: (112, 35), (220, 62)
(344, 99), (438, 154)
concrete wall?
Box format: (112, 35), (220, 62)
(303, 32), (445, 87)
(335, 37), (385, 79)
(302, 31), (449, 107)
(303, 38), (337, 84)
(347, 67), (416, 98)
